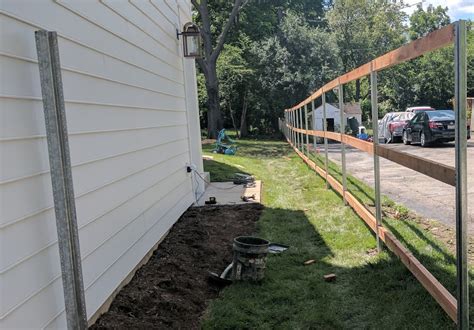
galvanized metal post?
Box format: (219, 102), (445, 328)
(291, 110), (296, 146)
(454, 20), (469, 330)
(35, 30), (88, 330)
(370, 65), (382, 252)
(339, 84), (347, 204)
(312, 100), (317, 151)
(289, 111), (292, 143)
(322, 92), (329, 188)
(304, 104), (309, 156)
(290, 110), (296, 146)
(299, 107), (304, 151)
(295, 108), (300, 149)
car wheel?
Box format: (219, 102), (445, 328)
(403, 131), (410, 145)
(420, 131), (428, 147)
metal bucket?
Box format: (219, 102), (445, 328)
(231, 236), (269, 281)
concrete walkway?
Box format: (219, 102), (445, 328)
(196, 180), (262, 206)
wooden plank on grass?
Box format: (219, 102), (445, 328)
(375, 145), (455, 186)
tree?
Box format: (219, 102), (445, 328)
(217, 44), (253, 137)
(192, 0), (248, 138)
(409, 4), (450, 40)
(327, 0), (406, 103)
(377, 5), (454, 114)
(249, 12), (340, 132)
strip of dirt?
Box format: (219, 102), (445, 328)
(91, 203), (263, 329)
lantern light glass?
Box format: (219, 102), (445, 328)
(181, 22), (202, 58)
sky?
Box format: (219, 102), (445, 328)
(402, 0), (474, 21)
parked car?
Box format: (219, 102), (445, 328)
(402, 110), (471, 147)
(406, 106), (435, 113)
(380, 112), (414, 143)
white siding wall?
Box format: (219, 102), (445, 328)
(0, 0), (200, 328)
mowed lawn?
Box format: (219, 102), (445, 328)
(201, 138), (472, 329)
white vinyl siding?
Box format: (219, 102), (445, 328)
(0, 0), (199, 328)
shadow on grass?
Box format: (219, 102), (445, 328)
(204, 207), (458, 329)
(392, 220), (456, 265)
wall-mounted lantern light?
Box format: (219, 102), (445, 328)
(177, 22), (203, 58)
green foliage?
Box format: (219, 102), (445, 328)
(194, 1), (472, 132)
(217, 44), (253, 123)
(468, 24), (474, 98)
(197, 72), (208, 120)
(378, 5), (455, 112)
(327, 0), (406, 72)
(250, 12), (340, 113)
(409, 4), (451, 40)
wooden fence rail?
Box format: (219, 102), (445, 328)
(286, 124), (456, 186)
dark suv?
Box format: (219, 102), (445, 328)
(402, 110), (471, 147)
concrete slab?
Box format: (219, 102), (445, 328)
(196, 180), (262, 206)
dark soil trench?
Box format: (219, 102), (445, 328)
(91, 203), (263, 329)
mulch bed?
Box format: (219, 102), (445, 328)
(91, 203), (263, 329)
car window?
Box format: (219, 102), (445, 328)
(411, 113), (421, 123)
(389, 114), (400, 121)
(426, 110), (454, 121)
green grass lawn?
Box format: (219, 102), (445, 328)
(201, 138), (471, 329)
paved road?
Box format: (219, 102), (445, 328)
(324, 140), (474, 234)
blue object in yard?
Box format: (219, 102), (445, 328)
(356, 126), (369, 141)
(357, 133), (369, 140)
(214, 129), (237, 155)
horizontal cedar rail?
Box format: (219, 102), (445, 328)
(286, 123), (454, 185)
(324, 131), (342, 142)
(287, 124), (374, 153)
(287, 138), (457, 322)
(375, 145), (456, 186)
(341, 135), (374, 154)
(287, 24), (455, 111)
(372, 24), (454, 71)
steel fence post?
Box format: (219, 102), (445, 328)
(312, 100), (317, 152)
(292, 110), (296, 146)
(305, 104), (309, 156)
(454, 20), (469, 330)
(370, 64), (382, 252)
(296, 108), (300, 150)
(293, 110), (299, 149)
(339, 84), (347, 205)
(35, 30), (88, 330)
(299, 107), (304, 151)
(323, 92), (329, 189)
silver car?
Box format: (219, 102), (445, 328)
(380, 112), (414, 143)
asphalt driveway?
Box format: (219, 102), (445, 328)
(325, 140), (474, 235)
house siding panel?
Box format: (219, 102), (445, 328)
(0, 0), (199, 327)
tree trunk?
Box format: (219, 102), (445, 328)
(229, 103), (240, 138)
(355, 78), (361, 101)
(239, 92), (249, 137)
(204, 64), (223, 139)
(192, 0), (246, 139)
